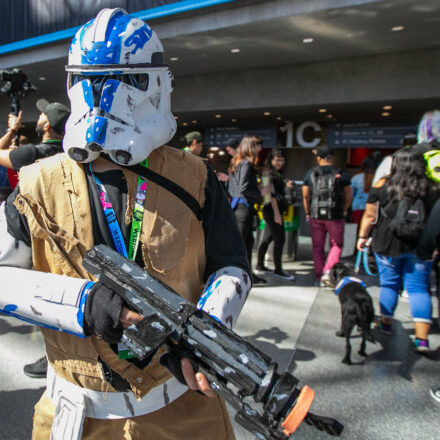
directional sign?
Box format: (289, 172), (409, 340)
(326, 120), (418, 148)
(204, 125), (277, 148)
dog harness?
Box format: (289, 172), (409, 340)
(334, 276), (366, 296)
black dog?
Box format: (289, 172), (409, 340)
(329, 262), (375, 364)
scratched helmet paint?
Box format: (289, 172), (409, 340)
(63, 8), (176, 165)
(417, 110), (440, 145)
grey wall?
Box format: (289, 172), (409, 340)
(172, 47), (440, 113)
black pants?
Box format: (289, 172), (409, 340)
(234, 204), (254, 268)
(257, 204), (285, 273)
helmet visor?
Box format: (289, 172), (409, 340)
(67, 72), (149, 91)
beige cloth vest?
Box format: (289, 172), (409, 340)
(15, 146), (208, 399)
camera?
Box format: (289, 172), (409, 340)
(0, 68), (36, 115)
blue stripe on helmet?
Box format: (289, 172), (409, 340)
(81, 80), (94, 110)
(86, 116), (108, 146)
(124, 23), (153, 55)
(100, 79), (119, 112)
(80, 11), (130, 65)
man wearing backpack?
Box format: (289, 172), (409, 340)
(302, 146), (352, 286)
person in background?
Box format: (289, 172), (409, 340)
(225, 138), (240, 158)
(358, 147), (439, 352)
(216, 138), (241, 185)
(183, 131), (203, 156)
(349, 155), (379, 224)
(302, 146), (352, 286)
(373, 110), (440, 185)
(416, 186), (440, 404)
(0, 100), (70, 171)
(228, 134), (266, 285)
(256, 149), (295, 281)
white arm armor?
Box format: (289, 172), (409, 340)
(197, 267), (251, 329)
(0, 202), (92, 337)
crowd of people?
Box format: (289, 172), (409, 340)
(0, 8), (438, 439)
(176, 113), (440, 406)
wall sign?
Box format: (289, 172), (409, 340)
(327, 120), (418, 148)
(296, 121), (322, 148)
(204, 125), (277, 148)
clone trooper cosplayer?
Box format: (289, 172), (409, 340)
(0, 9), (250, 440)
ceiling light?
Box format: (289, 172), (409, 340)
(215, 114), (222, 118)
(382, 112), (390, 117)
(303, 37), (314, 43)
(319, 108), (327, 113)
(170, 57), (179, 61)
(231, 118), (237, 122)
(174, 116), (179, 120)
(219, 151), (226, 156)
(326, 114), (333, 118)
(264, 112), (271, 116)
(230, 48), (240, 53)
(192, 120), (197, 123)
(391, 26), (404, 32)
(182, 122), (188, 126)
(39, 76), (46, 81)
(277, 116), (282, 121)
(383, 105), (392, 110)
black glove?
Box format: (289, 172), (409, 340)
(159, 351), (186, 385)
(84, 282), (124, 343)
(159, 351), (204, 395)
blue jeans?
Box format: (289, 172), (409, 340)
(375, 252), (433, 323)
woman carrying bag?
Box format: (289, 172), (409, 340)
(256, 149), (295, 281)
(357, 147), (439, 352)
(228, 134), (266, 285)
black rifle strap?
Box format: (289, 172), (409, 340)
(104, 158), (203, 220)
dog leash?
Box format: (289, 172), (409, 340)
(354, 239), (377, 277)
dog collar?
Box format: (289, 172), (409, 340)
(334, 276), (365, 295)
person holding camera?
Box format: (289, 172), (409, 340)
(0, 99), (70, 171)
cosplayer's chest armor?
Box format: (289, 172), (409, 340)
(15, 147), (207, 398)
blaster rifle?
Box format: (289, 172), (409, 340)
(83, 245), (343, 439)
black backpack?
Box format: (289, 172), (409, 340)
(384, 197), (426, 242)
(310, 167), (344, 220)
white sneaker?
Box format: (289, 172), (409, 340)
(430, 387), (440, 406)
(320, 271), (333, 288)
(273, 271), (296, 281)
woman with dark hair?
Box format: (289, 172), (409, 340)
(256, 149), (295, 281)
(228, 134), (266, 284)
(350, 156), (378, 224)
(357, 147), (440, 352)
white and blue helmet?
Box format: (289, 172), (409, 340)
(64, 8), (176, 165)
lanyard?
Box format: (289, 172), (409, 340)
(89, 160), (148, 359)
(128, 161), (148, 260)
(89, 160), (148, 261)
